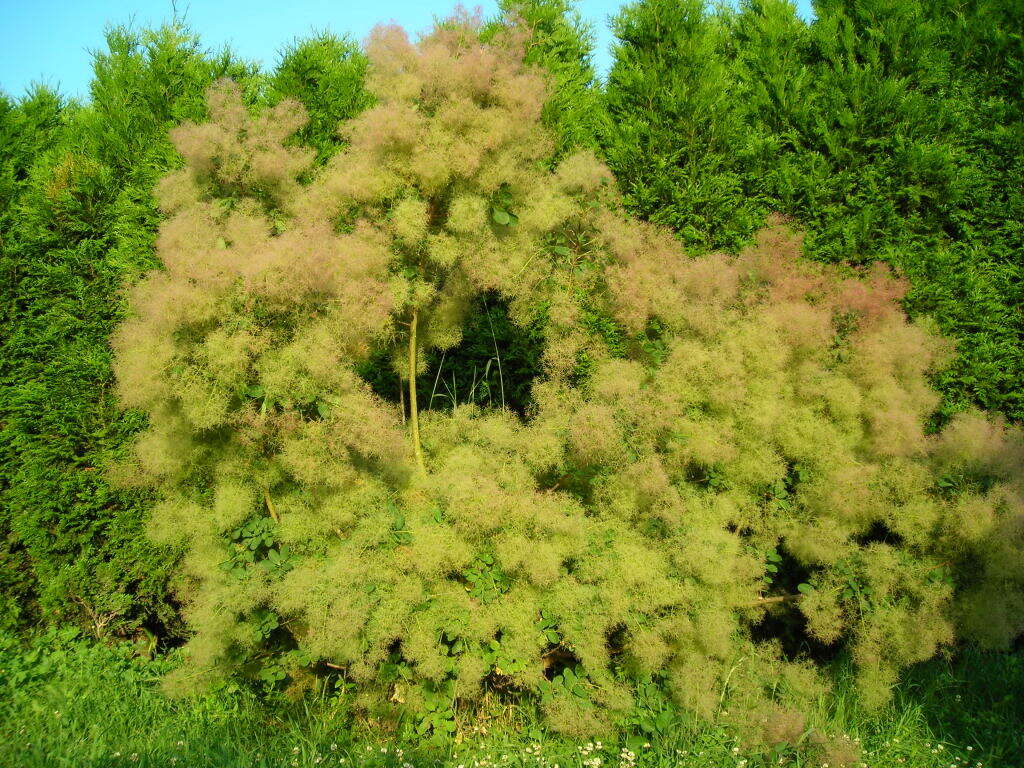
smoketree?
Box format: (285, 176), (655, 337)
(113, 13), (1024, 742)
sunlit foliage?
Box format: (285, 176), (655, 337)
(604, 0), (1024, 423)
(114, 14), (1024, 743)
(0, 25), (261, 636)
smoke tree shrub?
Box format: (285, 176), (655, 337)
(112, 14), (1024, 742)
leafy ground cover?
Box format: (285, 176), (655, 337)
(0, 629), (1020, 768)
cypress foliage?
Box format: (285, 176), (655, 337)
(604, 0), (1024, 422)
(0, 86), (64, 227)
(494, 0), (607, 155)
(0, 22), (377, 639)
(267, 32), (373, 165)
(0, 25), (260, 635)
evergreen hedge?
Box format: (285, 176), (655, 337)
(604, 0), (1024, 423)
(0, 25), (368, 636)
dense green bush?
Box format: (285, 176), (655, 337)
(0, 25), (263, 636)
(267, 32), (373, 165)
(0, 2), (1021, 758)
(493, 0), (606, 157)
(604, 0), (1024, 423)
(111, 17), (1022, 746)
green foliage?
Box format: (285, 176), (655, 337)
(0, 24), (261, 636)
(604, 0), (1024, 422)
(0, 20), (380, 640)
(604, 0), (772, 250)
(0, 85), (64, 223)
(0, 628), (1019, 767)
(0, 0), (1022, 759)
(493, 0), (607, 156)
(267, 32), (373, 164)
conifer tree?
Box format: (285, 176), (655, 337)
(604, 0), (1024, 423)
(495, 0), (606, 156)
(114, 12), (1024, 743)
(0, 24), (260, 636)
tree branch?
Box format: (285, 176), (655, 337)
(409, 309), (426, 473)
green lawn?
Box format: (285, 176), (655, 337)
(1, 629), (1020, 768)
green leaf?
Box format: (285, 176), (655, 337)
(492, 208), (511, 225)
(797, 582), (814, 595)
(625, 735), (646, 752)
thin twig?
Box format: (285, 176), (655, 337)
(399, 375), (406, 425)
(429, 349), (447, 410)
(408, 309), (425, 473)
(483, 358), (493, 408)
(468, 363), (479, 404)
(264, 489), (280, 523)
(546, 472), (572, 492)
(484, 300), (505, 410)
(744, 593), (802, 608)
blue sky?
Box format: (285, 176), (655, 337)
(0, 0), (814, 100)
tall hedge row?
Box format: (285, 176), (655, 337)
(0, 25), (368, 636)
(1, 0), (1021, 659)
(604, 0), (1024, 423)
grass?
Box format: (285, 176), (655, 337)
(0, 629), (1020, 768)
